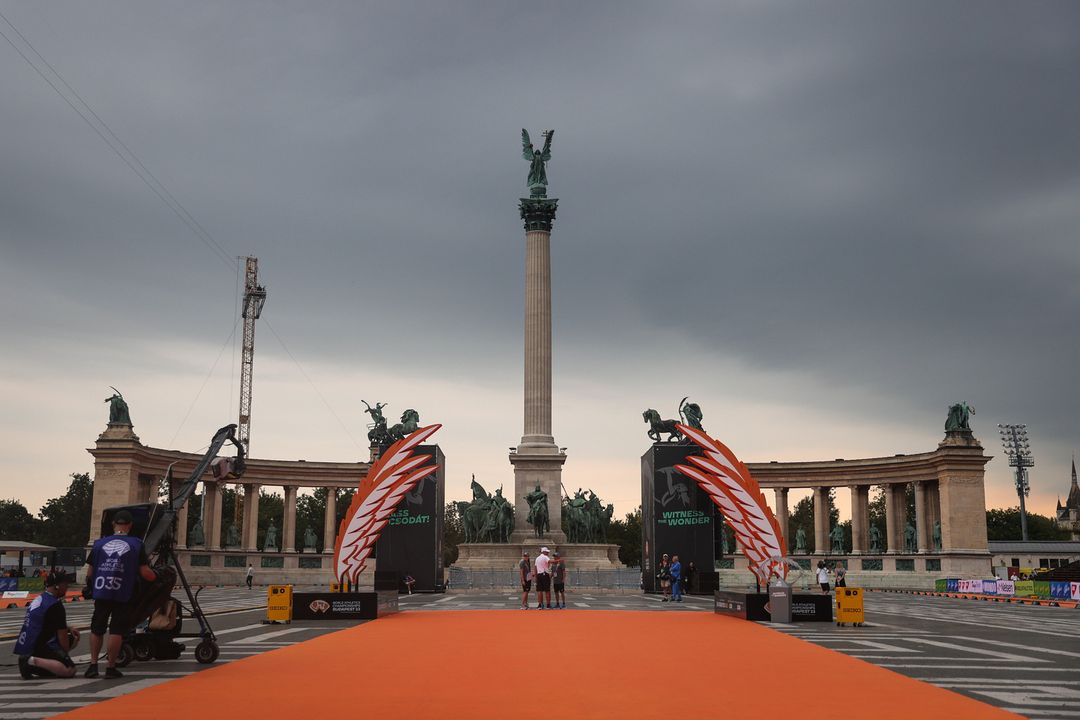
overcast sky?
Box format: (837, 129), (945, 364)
(2, 2), (1078, 525)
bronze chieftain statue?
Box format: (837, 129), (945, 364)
(561, 489), (616, 543)
(455, 476), (514, 543)
(522, 129), (553, 198)
(830, 524), (846, 555)
(363, 402), (421, 446)
(525, 483), (549, 537)
(643, 409), (684, 443)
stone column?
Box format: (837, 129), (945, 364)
(323, 488), (337, 551)
(914, 481), (929, 553)
(283, 486), (298, 553)
(773, 487), (789, 542)
(813, 486), (829, 554)
(87, 423), (142, 542)
(206, 483), (223, 551)
(850, 486), (866, 554)
(511, 195), (566, 543)
(928, 481), (941, 550)
(176, 501), (188, 549)
(883, 483), (897, 554)
(243, 484), (260, 551)
(892, 484), (908, 553)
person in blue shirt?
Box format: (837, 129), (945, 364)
(83, 510), (157, 679)
(14, 570), (80, 679)
(670, 555), (683, 602)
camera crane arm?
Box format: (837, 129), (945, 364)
(143, 424), (245, 557)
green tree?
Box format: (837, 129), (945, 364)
(442, 502), (464, 567)
(986, 508), (1069, 541)
(256, 490), (284, 549)
(607, 507), (642, 567)
(0, 499), (40, 541)
(36, 473), (93, 547)
(788, 492), (838, 554)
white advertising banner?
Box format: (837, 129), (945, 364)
(1071, 582), (1080, 601)
(995, 580), (1015, 596)
(981, 579), (998, 595)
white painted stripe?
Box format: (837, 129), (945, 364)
(93, 678), (174, 697)
(432, 595), (458, 603)
(212, 623), (268, 636)
(230, 627), (312, 643)
(906, 637), (1047, 663)
(573, 603), (590, 608)
(880, 664), (1078, 671)
(844, 640), (920, 653)
(942, 635), (1080, 660)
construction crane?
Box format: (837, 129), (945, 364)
(234, 256), (267, 527)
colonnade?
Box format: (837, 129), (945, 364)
(174, 482), (341, 553)
(767, 481), (942, 554)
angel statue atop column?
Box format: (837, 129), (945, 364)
(522, 128), (553, 198)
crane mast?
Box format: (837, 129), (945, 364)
(235, 256), (266, 527)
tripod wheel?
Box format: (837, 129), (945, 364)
(194, 640), (219, 664)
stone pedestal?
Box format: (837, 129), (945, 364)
(453, 542), (622, 571)
(509, 448), (567, 544)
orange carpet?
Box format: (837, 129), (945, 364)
(59, 611), (1020, 720)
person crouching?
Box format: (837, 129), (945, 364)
(14, 570), (80, 679)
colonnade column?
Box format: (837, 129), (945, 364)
(206, 483), (222, 551)
(850, 486), (867, 554)
(283, 486), (297, 553)
(243, 484), (260, 551)
(773, 487), (789, 542)
(883, 484), (897, 554)
(914, 481), (929, 553)
(813, 487), (829, 554)
(176, 501), (188, 549)
(927, 482), (941, 550)
(323, 488), (337, 551)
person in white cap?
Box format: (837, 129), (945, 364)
(534, 547), (553, 609)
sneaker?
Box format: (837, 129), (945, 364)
(18, 656), (33, 680)
(546, 605), (552, 609)
(84, 664), (99, 679)
(105, 667), (123, 679)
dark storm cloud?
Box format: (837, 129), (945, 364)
(3, 2), (1080, 506)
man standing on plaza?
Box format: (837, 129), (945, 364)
(534, 547), (553, 609)
(670, 554), (683, 602)
(551, 551), (567, 609)
(14, 570), (80, 679)
(518, 551), (533, 610)
(246, 563), (254, 590)
(84, 510), (157, 679)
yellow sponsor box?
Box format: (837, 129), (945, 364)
(835, 587), (864, 626)
(266, 584), (293, 624)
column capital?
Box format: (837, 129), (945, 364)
(519, 197), (558, 232)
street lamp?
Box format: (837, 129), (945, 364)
(998, 424), (1034, 541)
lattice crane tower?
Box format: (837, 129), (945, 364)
(238, 256), (267, 451)
(233, 257), (266, 528)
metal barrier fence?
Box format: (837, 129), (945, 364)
(446, 567), (642, 590)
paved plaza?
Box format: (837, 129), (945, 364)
(0, 588), (1076, 718)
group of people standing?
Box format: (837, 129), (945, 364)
(518, 547), (567, 609)
(656, 553), (695, 602)
(14, 509), (157, 680)
(816, 560), (847, 593)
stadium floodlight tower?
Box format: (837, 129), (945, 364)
(998, 424), (1034, 541)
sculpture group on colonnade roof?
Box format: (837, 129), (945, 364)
(643, 398), (707, 444)
(945, 401), (974, 432)
(363, 400), (422, 447)
(105, 387), (131, 425)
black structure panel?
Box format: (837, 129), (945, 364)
(641, 444), (717, 593)
(374, 445), (445, 592)
(292, 591), (398, 620)
(714, 591), (833, 622)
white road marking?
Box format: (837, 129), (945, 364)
(942, 635), (1080, 660)
(233, 627), (314, 643)
(906, 637), (1048, 662)
(94, 678), (173, 696)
